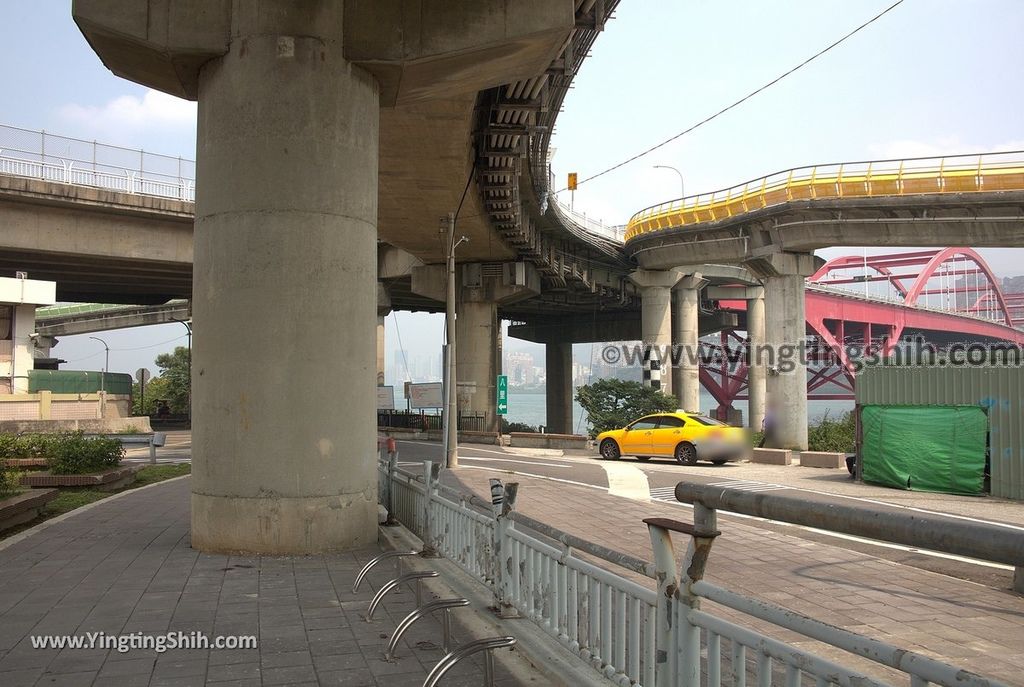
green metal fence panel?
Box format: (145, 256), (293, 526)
(28, 370), (134, 396)
(861, 405), (987, 495)
(856, 365), (1024, 500)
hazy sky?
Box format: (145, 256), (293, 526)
(3, 1), (1023, 378)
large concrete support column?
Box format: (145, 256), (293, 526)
(376, 317), (386, 387)
(672, 275), (707, 413)
(545, 342), (573, 434)
(746, 287), (766, 431)
(190, 7), (378, 553)
(749, 253), (818, 450)
(630, 270), (682, 396)
(456, 300), (501, 433)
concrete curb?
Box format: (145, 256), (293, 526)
(378, 524), (617, 687)
(0, 473), (191, 552)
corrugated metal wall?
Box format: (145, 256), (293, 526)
(856, 366), (1024, 500)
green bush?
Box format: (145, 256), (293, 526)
(576, 379), (678, 438)
(0, 433), (54, 460)
(807, 411), (856, 453)
(0, 432), (125, 475)
(46, 433), (125, 475)
(0, 465), (18, 497)
(501, 419), (537, 434)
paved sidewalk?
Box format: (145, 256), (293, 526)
(441, 467), (1024, 685)
(0, 478), (538, 687)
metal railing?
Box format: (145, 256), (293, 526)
(551, 195), (626, 242)
(0, 123), (195, 202)
(626, 151), (1024, 241)
(378, 454), (1010, 687)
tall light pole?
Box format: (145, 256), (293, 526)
(441, 211), (468, 469)
(89, 336), (110, 392)
(171, 317), (192, 423)
(653, 164), (685, 199)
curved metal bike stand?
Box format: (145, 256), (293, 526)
(352, 550), (419, 593)
(384, 598), (470, 661)
(365, 571), (439, 621)
(421, 636), (517, 687)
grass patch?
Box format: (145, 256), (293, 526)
(133, 463), (191, 487)
(0, 463), (191, 540)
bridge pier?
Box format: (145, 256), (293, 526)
(456, 299), (502, 434)
(748, 253), (818, 450)
(545, 342), (573, 434)
(630, 269), (683, 397)
(746, 287), (766, 432)
(672, 274), (707, 412)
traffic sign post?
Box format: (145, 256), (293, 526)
(135, 368), (151, 413)
(496, 375), (508, 416)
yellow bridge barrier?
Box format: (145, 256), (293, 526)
(625, 152), (1024, 241)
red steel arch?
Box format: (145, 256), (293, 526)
(902, 247), (1013, 327)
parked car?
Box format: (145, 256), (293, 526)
(595, 411), (747, 465)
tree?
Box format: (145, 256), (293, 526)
(153, 346), (191, 414)
(575, 379), (678, 438)
(132, 376), (171, 415)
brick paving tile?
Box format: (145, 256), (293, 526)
(0, 478), (543, 686)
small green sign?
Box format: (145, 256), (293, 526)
(496, 375), (508, 415)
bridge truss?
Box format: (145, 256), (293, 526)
(701, 248), (1024, 420)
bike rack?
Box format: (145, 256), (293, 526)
(365, 571), (439, 621)
(384, 598), (470, 661)
(352, 550), (418, 594)
(421, 636), (517, 687)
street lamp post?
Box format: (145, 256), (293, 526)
(441, 212), (468, 469)
(89, 336), (110, 392)
(171, 318), (192, 423)
(653, 164), (685, 199)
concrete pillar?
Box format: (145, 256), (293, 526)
(672, 275), (707, 413)
(456, 300), (500, 433)
(545, 342), (573, 434)
(756, 254), (817, 450)
(630, 270), (682, 396)
(376, 316), (386, 387)
(11, 304), (35, 393)
(746, 287), (766, 432)
(190, 5), (378, 553)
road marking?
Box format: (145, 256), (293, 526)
(459, 465), (607, 492)
(459, 456), (571, 469)
(601, 462), (651, 501)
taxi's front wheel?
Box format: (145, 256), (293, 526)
(599, 439), (621, 460)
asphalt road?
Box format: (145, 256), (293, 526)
(392, 439), (1018, 592)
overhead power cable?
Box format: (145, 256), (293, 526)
(561, 0), (905, 192)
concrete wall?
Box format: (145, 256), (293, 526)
(0, 391), (132, 422)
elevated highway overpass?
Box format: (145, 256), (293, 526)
(622, 153), (1024, 450)
(7, 0), (1023, 551)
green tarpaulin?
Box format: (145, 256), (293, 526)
(861, 405), (987, 495)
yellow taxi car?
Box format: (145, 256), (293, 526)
(596, 411), (747, 465)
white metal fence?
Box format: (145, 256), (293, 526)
(0, 124), (195, 202)
(378, 454), (1008, 687)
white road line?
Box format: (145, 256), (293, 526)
(459, 465), (607, 492)
(459, 456), (571, 469)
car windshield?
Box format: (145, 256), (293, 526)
(688, 415), (727, 426)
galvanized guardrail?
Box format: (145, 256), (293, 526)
(378, 454), (1008, 687)
(674, 478), (1024, 594)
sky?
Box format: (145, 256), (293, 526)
(3, 1), (1023, 378)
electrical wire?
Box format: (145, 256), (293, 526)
(558, 0), (906, 192)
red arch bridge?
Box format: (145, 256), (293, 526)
(703, 247), (1024, 419)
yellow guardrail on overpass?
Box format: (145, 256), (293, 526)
(625, 152), (1024, 241)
